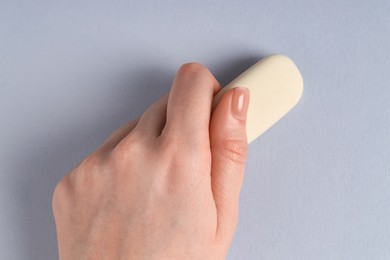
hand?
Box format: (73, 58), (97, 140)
(52, 63), (250, 259)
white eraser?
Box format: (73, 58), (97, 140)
(212, 55), (304, 144)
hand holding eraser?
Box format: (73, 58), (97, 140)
(212, 55), (304, 144)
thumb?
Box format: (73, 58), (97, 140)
(210, 86), (250, 239)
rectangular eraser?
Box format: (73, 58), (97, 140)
(212, 55), (304, 144)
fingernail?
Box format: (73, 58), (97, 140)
(231, 87), (250, 121)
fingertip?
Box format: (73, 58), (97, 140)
(210, 87), (250, 142)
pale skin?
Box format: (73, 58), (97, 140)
(52, 63), (250, 259)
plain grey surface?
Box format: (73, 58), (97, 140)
(1, 0), (390, 259)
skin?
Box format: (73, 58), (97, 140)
(52, 63), (250, 260)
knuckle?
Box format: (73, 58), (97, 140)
(52, 176), (71, 212)
(178, 62), (211, 78)
(213, 139), (248, 165)
(52, 152), (111, 214)
(113, 133), (143, 155)
(142, 101), (160, 118)
(78, 152), (102, 171)
(69, 153), (107, 191)
(110, 133), (145, 166)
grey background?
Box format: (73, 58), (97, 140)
(1, 0), (389, 259)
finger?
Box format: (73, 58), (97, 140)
(132, 93), (169, 139)
(209, 87), (250, 239)
(163, 63), (220, 144)
(97, 117), (140, 152)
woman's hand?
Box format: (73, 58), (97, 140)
(52, 63), (250, 259)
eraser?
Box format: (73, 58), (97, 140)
(212, 55), (304, 144)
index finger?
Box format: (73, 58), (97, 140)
(162, 63), (221, 144)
